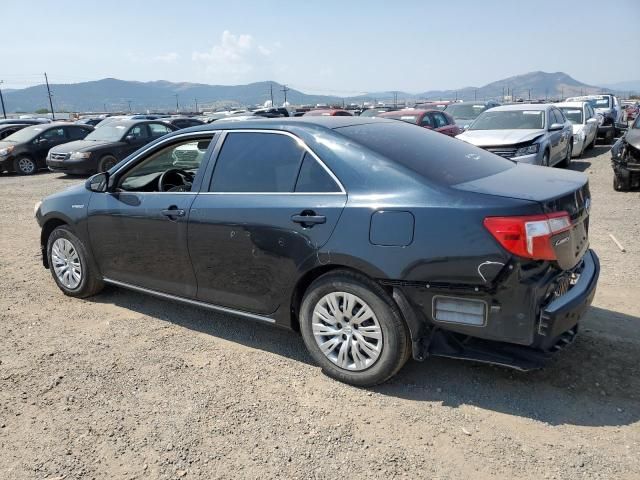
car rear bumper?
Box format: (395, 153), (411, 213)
(392, 249), (599, 369)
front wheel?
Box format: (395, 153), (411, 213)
(606, 129), (615, 144)
(98, 155), (118, 173)
(47, 226), (104, 298)
(559, 143), (572, 168)
(14, 156), (37, 175)
(541, 151), (550, 167)
(613, 175), (630, 192)
(299, 270), (411, 387)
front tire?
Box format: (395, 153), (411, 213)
(14, 156), (37, 175)
(613, 175), (630, 192)
(541, 151), (550, 167)
(47, 226), (104, 298)
(559, 143), (572, 168)
(299, 270), (411, 387)
(98, 155), (118, 173)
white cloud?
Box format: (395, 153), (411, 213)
(192, 30), (279, 77)
(153, 52), (179, 63)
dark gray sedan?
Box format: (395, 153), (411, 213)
(35, 117), (599, 386)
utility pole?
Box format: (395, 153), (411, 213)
(174, 94), (179, 112)
(103, 103), (107, 113)
(528, 89), (531, 100)
(270, 83), (274, 106)
(281, 84), (289, 105)
(44, 72), (55, 120)
(127, 100), (132, 112)
(474, 89), (477, 101)
(0, 80), (6, 119)
(194, 98), (198, 113)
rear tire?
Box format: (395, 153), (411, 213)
(98, 155), (118, 173)
(14, 156), (37, 175)
(299, 270), (411, 387)
(613, 175), (630, 192)
(587, 132), (596, 150)
(47, 226), (104, 298)
(606, 128), (615, 144)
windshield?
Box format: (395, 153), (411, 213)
(382, 113), (419, 124)
(574, 97), (610, 109)
(336, 122), (513, 186)
(469, 110), (545, 130)
(360, 109), (393, 117)
(3, 125), (43, 143)
(559, 107), (583, 124)
(445, 103), (487, 120)
(85, 124), (128, 141)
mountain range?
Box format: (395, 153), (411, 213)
(0, 71), (626, 113)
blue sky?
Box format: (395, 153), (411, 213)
(1, 0), (638, 93)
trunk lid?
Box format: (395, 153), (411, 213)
(455, 163), (591, 270)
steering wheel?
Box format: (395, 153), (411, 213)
(158, 168), (194, 192)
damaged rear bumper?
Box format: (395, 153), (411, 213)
(389, 249), (600, 371)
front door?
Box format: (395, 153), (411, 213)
(34, 126), (70, 165)
(188, 131), (346, 315)
(87, 135), (215, 297)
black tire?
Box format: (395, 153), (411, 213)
(13, 156), (37, 175)
(47, 225), (104, 298)
(98, 155), (118, 173)
(541, 151), (550, 167)
(299, 270), (411, 387)
(613, 175), (630, 192)
(606, 129), (615, 145)
(559, 143), (572, 168)
(587, 132), (596, 150)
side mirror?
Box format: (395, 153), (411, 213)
(549, 123), (564, 131)
(586, 118), (598, 124)
(86, 172), (109, 193)
(37, 137), (49, 144)
(124, 135), (135, 143)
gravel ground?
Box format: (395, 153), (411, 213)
(0, 142), (639, 480)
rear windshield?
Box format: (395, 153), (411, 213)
(336, 122), (514, 186)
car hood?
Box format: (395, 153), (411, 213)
(625, 128), (640, 149)
(453, 163), (587, 202)
(457, 129), (544, 147)
(50, 139), (113, 153)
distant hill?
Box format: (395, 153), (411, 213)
(600, 80), (640, 93)
(1, 71), (616, 112)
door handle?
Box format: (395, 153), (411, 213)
(161, 207), (186, 218)
(292, 210), (326, 227)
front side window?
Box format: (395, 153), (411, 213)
(149, 123), (173, 137)
(295, 153), (341, 193)
(42, 128), (66, 140)
(432, 112), (449, 128)
(118, 137), (212, 192)
(127, 125), (149, 140)
(210, 132), (305, 192)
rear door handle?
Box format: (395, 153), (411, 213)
(161, 207), (186, 218)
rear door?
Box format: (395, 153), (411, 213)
(188, 130), (347, 315)
(33, 127), (69, 165)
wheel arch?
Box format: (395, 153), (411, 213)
(40, 217), (70, 268)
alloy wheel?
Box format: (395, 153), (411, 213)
(51, 238), (82, 289)
(311, 291), (383, 371)
(17, 157), (36, 174)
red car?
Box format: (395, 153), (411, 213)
(379, 109), (462, 137)
(303, 109), (353, 117)
(625, 104), (638, 121)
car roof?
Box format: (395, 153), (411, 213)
(488, 103), (550, 112)
(379, 109), (436, 116)
(555, 102), (587, 108)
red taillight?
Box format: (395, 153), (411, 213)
(483, 212), (571, 260)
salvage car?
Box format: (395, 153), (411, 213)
(379, 108), (461, 136)
(35, 117), (599, 386)
(46, 119), (178, 174)
(0, 123), (93, 174)
(611, 115), (640, 191)
(566, 94), (623, 143)
(554, 101), (598, 157)
(444, 100), (501, 130)
(303, 109), (353, 116)
(0, 123), (28, 140)
(359, 107), (399, 117)
(457, 104), (573, 167)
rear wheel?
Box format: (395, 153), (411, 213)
(47, 226), (104, 298)
(613, 175), (630, 192)
(14, 156), (37, 175)
(606, 128), (615, 144)
(299, 270), (411, 387)
(587, 132), (597, 150)
(98, 155), (118, 173)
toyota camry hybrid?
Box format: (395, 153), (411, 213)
(35, 117), (599, 386)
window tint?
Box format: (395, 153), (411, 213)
(295, 153), (341, 193)
(211, 132), (304, 192)
(336, 122), (514, 186)
(67, 126), (90, 140)
(119, 137), (212, 192)
(43, 127), (66, 140)
(149, 123), (173, 137)
(420, 114), (434, 128)
(127, 125), (149, 139)
(432, 112), (449, 128)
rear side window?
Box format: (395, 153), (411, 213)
(67, 126), (90, 140)
(211, 132), (305, 192)
(295, 153), (341, 193)
(336, 122), (514, 186)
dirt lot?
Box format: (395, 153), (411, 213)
(1, 143), (639, 480)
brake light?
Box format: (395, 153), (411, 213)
(484, 212), (571, 260)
